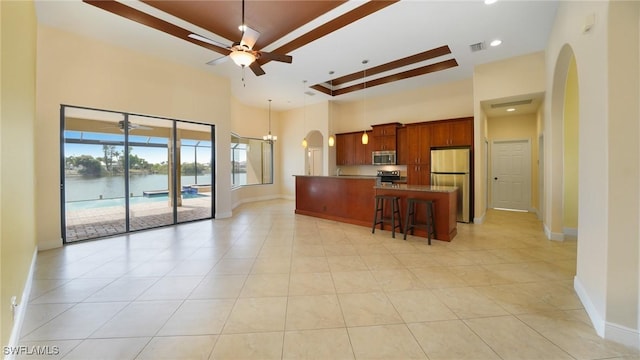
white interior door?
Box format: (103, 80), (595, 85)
(308, 147), (323, 176)
(491, 139), (531, 211)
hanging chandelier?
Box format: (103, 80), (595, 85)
(328, 71), (335, 147)
(301, 80), (308, 148)
(361, 60), (369, 145)
(263, 99), (277, 143)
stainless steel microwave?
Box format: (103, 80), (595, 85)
(372, 151), (396, 165)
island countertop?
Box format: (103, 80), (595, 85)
(375, 183), (458, 193)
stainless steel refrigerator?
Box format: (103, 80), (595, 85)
(431, 148), (471, 223)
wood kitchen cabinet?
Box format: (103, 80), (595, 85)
(430, 117), (473, 147)
(406, 123), (431, 165)
(336, 131), (372, 165)
(354, 131), (373, 165)
(407, 164), (430, 185)
(371, 123), (400, 151)
(336, 133), (354, 165)
(396, 127), (407, 165)
(406, 123), (431, 185)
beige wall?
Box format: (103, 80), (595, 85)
(486, 114), (539, 211)
(563, 57), (579, 231)
(279, 101), (329, 198)
(277, 78), (474, 198)
(473, 51), (546, 223)
(333, 78), (473, 134)
(35, 25), (233, 247)
(229, 98), (281, 208)
(546, 0), (639, 347)
(1, 0), (38, 347)
(605, 0), (639, 341)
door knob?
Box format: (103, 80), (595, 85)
(494, 177), (498, 180)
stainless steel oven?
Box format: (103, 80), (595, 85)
(372, 151), (396, 165)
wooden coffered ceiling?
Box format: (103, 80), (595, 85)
(38, 1), (560, 110)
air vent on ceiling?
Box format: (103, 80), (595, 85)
(469, 42), (486, 52)
(490, 99), (533, 108)
(304, 91), (315, 96)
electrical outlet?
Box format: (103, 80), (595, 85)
(10, 296), (18, 320)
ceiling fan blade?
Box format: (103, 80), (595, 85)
(206, 56), (229, 66)
(259, 51), (293, 64)
(188, 33), (230, 48)
(249, 61), (266, 76)
(240, 26), (260, 50)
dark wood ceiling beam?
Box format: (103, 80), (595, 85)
(259, 0), (399, 65)
(331, 45), (452, 86)
(310, 84), (333, 96)
(83, 0), (230, 56)
(332, 58), (459, 96)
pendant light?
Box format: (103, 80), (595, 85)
(263, 99), (277, 143)
(328, 71), (335, 147)
(301, 80), (308, 148)
(361, 60), (369, 145)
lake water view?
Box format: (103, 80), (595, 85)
(65, 174), (212, 202)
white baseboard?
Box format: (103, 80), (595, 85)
(605, 321), (640, 350)
(231, 194), (283, 210)
(575, 276), (640, 350)
(574, 276), (605, 337)
(215, 211), (232, 219)
(544, 223), (564, 241)
(6, 248), (38, 360)
(563, 227), (578, 237)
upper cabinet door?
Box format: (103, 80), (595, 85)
(430, 118), (473, 147)
(449, 119), (473, 146)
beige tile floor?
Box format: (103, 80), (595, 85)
(19, 199), (640, 359)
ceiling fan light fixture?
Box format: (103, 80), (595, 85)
(229, 50), (256, 67)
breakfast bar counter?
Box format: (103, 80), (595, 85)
(294, 175), (458, 241)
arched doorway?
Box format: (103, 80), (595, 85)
(546, 44), (578, 241)
(304, 130), (324, 176)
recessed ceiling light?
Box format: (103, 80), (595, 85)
(506, 108), (516, 112)
(484, 0), (498, 5)
(490, 39), (502, 47)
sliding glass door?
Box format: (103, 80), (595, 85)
(126, 116), (175, 232)
(177, 121), (213, 223)
(61, 105), (215, 242)
(62, 109), (127, 241)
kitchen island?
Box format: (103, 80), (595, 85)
(294, 175), (458, 241)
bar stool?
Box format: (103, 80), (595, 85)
(403, 198), (436, 245)
(372, 195), (402, 238)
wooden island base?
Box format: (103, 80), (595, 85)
(374, 185), (457, 241)
(294, 176), (458, 241)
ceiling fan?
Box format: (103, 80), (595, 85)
(117, 121), (151, 132)
(188, 0), (292, 76)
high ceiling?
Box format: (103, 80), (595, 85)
(34, 0), (558, 111)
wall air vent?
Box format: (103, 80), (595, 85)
(469, 42), (486, 52)
(490, 99), (533, 108)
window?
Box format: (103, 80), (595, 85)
(231, 133), (273, 187)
